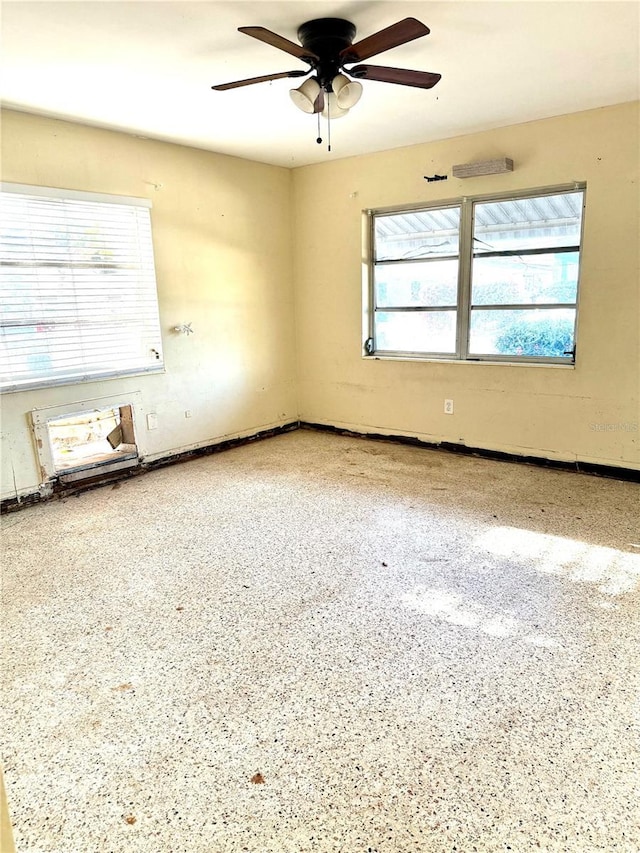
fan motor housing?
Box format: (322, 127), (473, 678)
(297, 18), (357, 89)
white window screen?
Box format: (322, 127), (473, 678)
(0, 183), (164, 392)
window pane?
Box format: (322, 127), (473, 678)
(473, 191), (583, 254)
(469, 308), (576, 358)
(471, 252), (579, 306)
(375, 310), (457, 354)
(375, 208), (460, 261)
(375, 260), (459, 307)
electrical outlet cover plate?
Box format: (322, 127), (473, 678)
(444, 399), (454, 415)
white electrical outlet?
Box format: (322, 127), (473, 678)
(444, 399), (454, 415)
(146, 413), (158, 430)
(184, 410), (192, 418)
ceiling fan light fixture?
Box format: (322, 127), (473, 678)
(289, 77), (321, 113)
(321, 92), (350, 119)
(332, 74), (363, 109)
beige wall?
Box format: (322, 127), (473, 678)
(293, 102), (640, 470)
(1, 103), (638, 500)
(1, 110), (298, 500)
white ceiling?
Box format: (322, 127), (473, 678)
(2, 1), (638, 168)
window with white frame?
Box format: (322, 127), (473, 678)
(366, 185), (585, 364)
(0, 183), (164, 393)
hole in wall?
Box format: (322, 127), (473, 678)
(47, 405), (137, 475)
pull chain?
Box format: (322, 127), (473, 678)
(314, 91), (332, 152)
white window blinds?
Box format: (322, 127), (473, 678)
(0, 183), (164, 393)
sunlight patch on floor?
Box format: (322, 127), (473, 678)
(401, 586), (560, 648)
(477, 526), (640, 596)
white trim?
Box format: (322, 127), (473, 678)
(0, 181), (152, 208)
(367, 182), (586, 217)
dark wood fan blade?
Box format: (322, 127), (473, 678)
(340, 18), (429, 63)
(239, 26), (318, 61)
(212, 70), (307, 91)
(350, 65), (441, 89)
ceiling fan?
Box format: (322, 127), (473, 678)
(212, 17), (441, 124)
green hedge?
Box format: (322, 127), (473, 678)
(495, 316), (574, 357)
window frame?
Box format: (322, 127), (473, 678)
(0, 182), (164, 394)
(365, 183), (586, 365)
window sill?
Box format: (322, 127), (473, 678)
(1, 365), (166, 395)
(363, 354), (575, 369)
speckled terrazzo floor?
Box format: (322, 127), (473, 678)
(2, 429), (639, 853)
